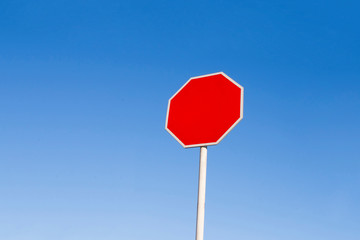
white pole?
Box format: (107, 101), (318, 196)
(196, 146), (208, 240)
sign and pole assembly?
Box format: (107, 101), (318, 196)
(165, 72), (244, 240)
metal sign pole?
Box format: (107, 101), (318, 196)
(196, 146), (208, 240)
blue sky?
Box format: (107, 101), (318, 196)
(1, 0), (359, 239)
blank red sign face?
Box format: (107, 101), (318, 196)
(166, 72), (243, 148)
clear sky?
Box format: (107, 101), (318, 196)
(1, 1), (359, 239)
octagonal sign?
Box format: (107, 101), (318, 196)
(165, 72), (244, 148)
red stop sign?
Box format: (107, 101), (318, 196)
(166, 72), (244, 148)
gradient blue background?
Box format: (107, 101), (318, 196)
(1, 1), (359, 239)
